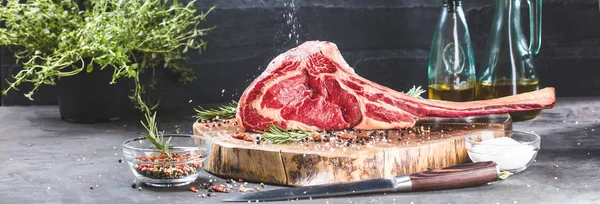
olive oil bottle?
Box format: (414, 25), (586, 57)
(477, 0), (543, 121)
(427, 0), (476, 102)
(476, 80), (540, 121)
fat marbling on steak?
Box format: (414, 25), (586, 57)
(236, 41), (555, 131)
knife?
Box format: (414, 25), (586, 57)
(223, 161), (499, 202)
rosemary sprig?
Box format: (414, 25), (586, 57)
(260, 125), (311, 144)
(404, 85), (426, 99)
(194, 101), (238, 120)
(141, 111), (172, 158)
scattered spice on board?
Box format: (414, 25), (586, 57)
(138, 187), (143, 191)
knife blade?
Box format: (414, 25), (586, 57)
(223, 161), (499, 202)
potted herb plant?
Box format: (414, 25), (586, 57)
(0, 0), (215, 123)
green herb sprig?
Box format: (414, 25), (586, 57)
(260, 125), (311, 144)
(499, 170), (513, 180)
(194, 101), (238, 120)
(404, 85), (426, 99)
(140, 111), (171, 158)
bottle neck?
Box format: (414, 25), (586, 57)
(444, 1), (462, 13)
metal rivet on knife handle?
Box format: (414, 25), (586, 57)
(408, 161), (499, 192)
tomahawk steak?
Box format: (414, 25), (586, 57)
(237, 41), (555, 131)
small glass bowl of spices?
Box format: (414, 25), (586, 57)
(465, 130), (541, 173)
(123, 134), (211, 187)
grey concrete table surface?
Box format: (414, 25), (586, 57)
(0, 98), (599, 204)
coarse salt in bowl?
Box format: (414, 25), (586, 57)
(465, 130), (541, 173)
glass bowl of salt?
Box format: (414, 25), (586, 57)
(465, 130), (540, 173)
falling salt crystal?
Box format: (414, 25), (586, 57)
(9, 158), (12, 161)
(303, 154), (306, 157)
(79, 176), (81, 178)
(557, 188), (559, 190)
(188, 100), (193, 103)
(115, 153), (118, 156)
(563, 120), (566, 123)
(77, 159), (80, 161)
(99, 175), (102, 177)
(554, 177), (557, 180)
(577, 143), (581, 145)
(410, 202), (415, 204)
(527, 185), (530, 187)
(57, 178), (60, 181)
(592, 129), (595, 132)
(556, 165), (559, 167)
(94, 151), (97, 154)
(47, 187), (51, 190)
(514, 201), (518, 204)
(222, 89), (225, 93)
(96, 185), (98, 187)
(585, 185), (588, 187)
(575, 121), (579, 124)
(29, 179), (32, 182)
(113, 146), (116, 149)
(82, 157), (85, 161)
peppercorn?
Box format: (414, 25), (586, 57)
(131, 183), (137, 188)
(118, 159), (123, 163)
(90, 186), (94, 190)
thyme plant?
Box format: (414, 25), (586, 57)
(1, 0), (215, 153)
(0, 0), (215, 106)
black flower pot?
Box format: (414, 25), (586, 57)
(56, 66), (130, 123)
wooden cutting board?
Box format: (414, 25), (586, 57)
(192, 114), (511, 186)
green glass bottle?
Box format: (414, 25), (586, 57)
(428, 0), (476, 102)
(476, 0), (542, 121)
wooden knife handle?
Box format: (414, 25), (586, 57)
(409, 161), (499, 192)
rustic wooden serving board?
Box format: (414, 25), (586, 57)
(192, 114), (511, 186)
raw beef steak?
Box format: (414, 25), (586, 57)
(237, 41), (555, 131)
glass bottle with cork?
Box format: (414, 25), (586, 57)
(428, 0), (476, 102)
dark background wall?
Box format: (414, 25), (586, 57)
(2, 0), (600, 112)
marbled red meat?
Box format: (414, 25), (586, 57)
(236, 41), (556, 131)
